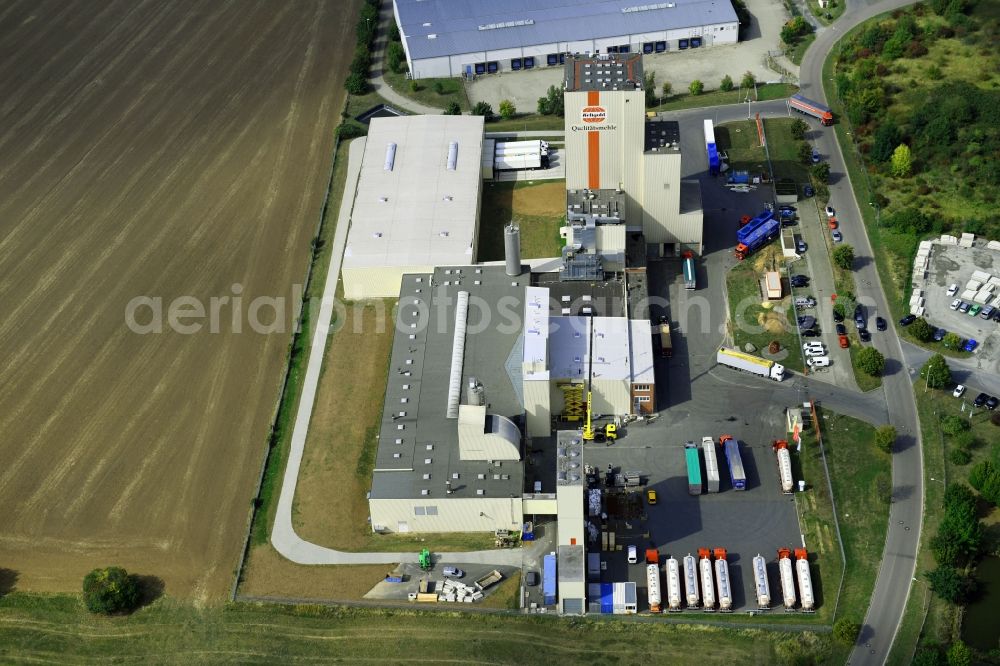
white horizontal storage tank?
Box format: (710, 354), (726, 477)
(702, 437), (720, 493)
(796, 554), (815, 612)
(753, 554), (771, 609)
(700, 555), (716, 611)
(666, 557), (682, 611)
(646, 564), (662, 613)
(715, 554), (732, 612)
(683, 554), (700, 608)
(778, 550), (797, 610)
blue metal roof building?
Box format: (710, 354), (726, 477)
(393, 0), (740, 79)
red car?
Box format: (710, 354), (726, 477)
(838, 334), (849, 349)
(828, 218), (838, 229)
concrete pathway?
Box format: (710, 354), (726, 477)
(269, 135), (526, 568)
(368, 2), (442, 115)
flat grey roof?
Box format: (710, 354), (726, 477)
(532, 272), (627, 317)
(565, 53), (643, 92)
(370, 266), (529, 500)
(645, 119), (681, 153)
(566, 188), (625, 220)
(396, 0), (739, 61)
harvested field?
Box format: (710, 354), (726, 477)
(0, 0), (359, 600)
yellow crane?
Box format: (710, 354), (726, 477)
(582, 391), (616, 443)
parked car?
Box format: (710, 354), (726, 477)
(525, 571), (540, 587)
(803, 341), (825, 351)
(828, 218), (838, 229)
(950, 299), (962, 310)
(646, 489), (657, 505)
(963, 339), (978, 352)
(959, 301), (971, 313)
(838, 334), (850, 348)
(807, 356), (831, 367)
(802, 329), (821, 337)
(987, 396), (999, 410)
(953, 384), (966, 398)
(899, 314), (916, 326)
(981, 306), (995, 320)
(947, 284), (959, 297)
(833, 309), (845, 323)
(969, 304), (981, 317)
(812, 149), (821, 164)
(798, 315), (816, 330)
(831, 230), (843, 243)
(803, 184), (815, 197)
(825, 205), (835, 218)
(854, 304), (866, 329)
(628, 545), (638, 564)
(933, 328), (947, 342)
(836, 323), (847, 336)
(796, 239), (807, 253)
(795, 296), (817, 308)
(876, 316), (887, 331)
(790, 274), (810, 287)
(859, 328), (871, 342)
(974, 392), (989, 408)
(443, 567), (465, 578)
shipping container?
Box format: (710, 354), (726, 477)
(543, 554), (557, 605)
(588, 552), (601, 581)
(721, 435), (747, 490)
(702, 436), (720, 493)
(600, 582), (614, 614)
(684, 442), (702, 495)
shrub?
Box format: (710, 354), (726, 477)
(940, 415), (969, 435)
(472, 101), (493, 117)
(874, 425), (896, 453)
(791, 119), (808, 140)
(432, 81), (445, 95)
(661, 81), (672, 98)
(345, 72), (368, 95)
(926, 565), (976, 603)
(386, 42), (406, 74)
(832, 244), (854, 270)
(949, 448), (971, 465)
(82, 567), (140, 614)
(833, 618), (861, 645)
(920, 354), (951, 388)
(498, 99), (516, 120)
(720, 75), (734, 92)
(740, 71), (756, 89)
(891, 144), (913, 177)
(946, 640), (972, 666)
(689, 79), (704, 95)
(909, 317), (934, 342)
(857, 347), (886, 376)
(812, 162), (831, 183)
(644, 71), (657, 107)
(443, 101), (461, 115)
(335, 122), (366, 140)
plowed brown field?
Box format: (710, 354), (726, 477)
(0, 0), (358, 600)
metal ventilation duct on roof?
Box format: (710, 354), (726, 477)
(447, 141), (458, 170)
(384, 142), (396, 171)
(445, 291), (469, 418)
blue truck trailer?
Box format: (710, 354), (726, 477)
(735, 211), (780, 260)
(543, 554), (557, 605)
(720, 435), (747, 490)
(704, 119), (720, 175)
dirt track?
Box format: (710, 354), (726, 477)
(0, 0), (358, 600)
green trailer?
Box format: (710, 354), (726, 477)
(684, 442), (702, 495)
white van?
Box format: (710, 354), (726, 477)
(807, 356), (831, 367)
(627, 545), (638, 564)
(804, 347), (826, 357)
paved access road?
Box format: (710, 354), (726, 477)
(901, 340), (1000, 398)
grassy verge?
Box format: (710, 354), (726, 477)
(382, 69), (469, 112)
(479, 180), (565, 260)
(651, 83), (798, 113)
(478, 573), (522, 610)
(763, 117), (813, 183)
(0, 592), (840, 663)
(726, 247), (805, 373)
(786, 33), (817, 66)
(485, 114), (565, 133)
(806, 0), (845, 25)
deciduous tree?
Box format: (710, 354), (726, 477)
(82, 567), (140, 615)
(891, 143), (913, 177)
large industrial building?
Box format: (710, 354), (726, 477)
(563, 53), (703, 255)
(392, 0), (740, 80)
(341, 115), (484, 300)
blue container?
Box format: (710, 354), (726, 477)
(600, 583), (614, 613)
(543, 555), (557, 605)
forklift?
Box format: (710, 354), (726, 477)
(418, 548), (432, 571)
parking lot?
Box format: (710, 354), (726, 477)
(916, 242), (1000, 357)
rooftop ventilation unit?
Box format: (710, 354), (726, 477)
(384, 143), (396, 171)
(445, 291), (470, 418)
(447, 141), (458, 170)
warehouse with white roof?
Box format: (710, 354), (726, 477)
(341, 115), (485, 300)
(393, 0), (740, 79)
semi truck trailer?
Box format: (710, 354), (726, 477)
(735, 214), (781, 260)
(753, 554), (771, 610)
(795, 549), (815, 612)
(773, 440), (794, 494)
(720, 435), (747, 490)
(657, 317), (673, 358)
(684, 442), (702, 495)
(778, 548), (797, 610)
(683, 554), (700, 609)
(495, 139), (549, 155)
(666, 557), (683, 611)
(494, 153), (547, 171)
(683, 255), (697, 290)
(702, 436), (720, 493)
(788, 94), (834, 125)
(699, 548), (716, 611)
(704, 119), (720, 175)
(717, 347), (786, 381)
(646, 564), (662, 613)
(714, 548), (733, 612)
